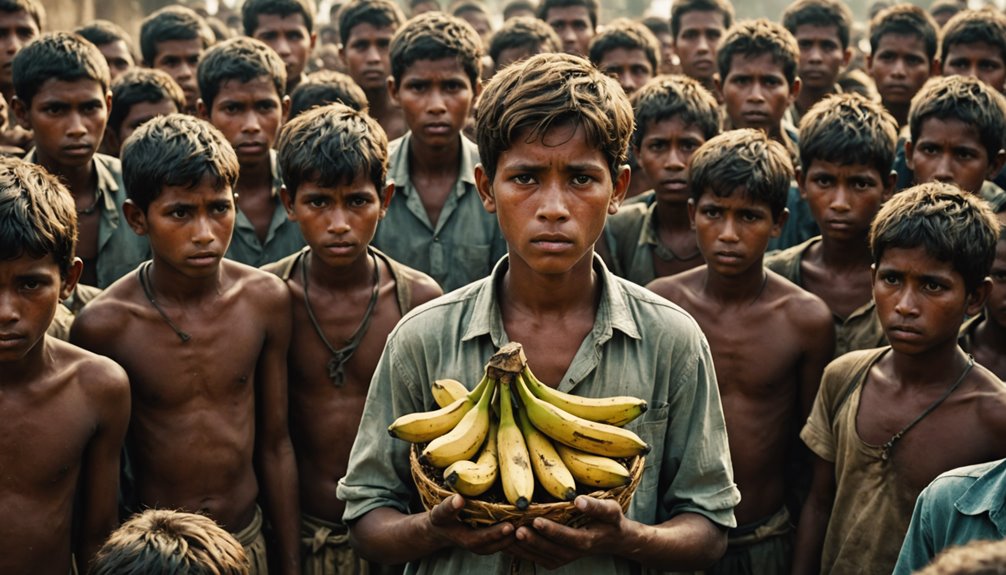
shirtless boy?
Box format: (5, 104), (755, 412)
(647, 129), (834, 575)
(959, 229), (1006, 379)
(0, 156), (129, 575)
(71, 114), (300, 575)
(793, 183), (1006, 575)
(264, 103), (442, 571)
(337, 51), (740, 574)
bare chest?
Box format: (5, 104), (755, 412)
(803, 263), (871, 319)
(0, 393), (94, 488)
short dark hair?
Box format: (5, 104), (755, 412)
(717, 19), (800, 86)
(0, 156), (76, 276)
(909, 75), (1006, 163)
(488, 16), (560, 65)
(139, 5), (215, 66)
(503, 0), (536, 20)
(277, 103), (389, 200)
(389, 11), (483, 86)
(870, 181), (999, 293)
(197, 37), (287, 109)
(782, 0), (853, 50)
(289, 70), (368, 118)
(631, 74), (721, 149)
(869, 4), (938, 63)
(75, 19), (135, 54)
(537, 0), (599, 30)
(929, 0), (962, 21)
(642, 16), (671, 38)
(588, 18), (660, 74)
(242, 0), (315, 36)
(121, 114), (239, 213)
(0, 0), (44, 32)
(670, 0), (734, 40)
(337, 0), (405, 47)
(799, 93), (898, 180)
(109, 68), (186, 139)
(476, 52), (634, 183)
(940, 9), (1006, 67)
(12, 32), (110, 106)
(689, 128), (793, 220)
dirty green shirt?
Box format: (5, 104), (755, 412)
(602, 201), (661, 286)
(226, 151), (306, 267)
(336, 256), (740, 575)
(371, 133), (508, 292)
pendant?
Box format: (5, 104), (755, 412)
(328, 353), (347, 387)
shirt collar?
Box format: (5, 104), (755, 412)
(388, 132), (477, 196)
(270, 149), (283, 198)
(955, 459), (1006, 534)
(639, 203), (658, 247)
(25, 148), (117, 214)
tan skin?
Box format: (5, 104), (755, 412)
(70, 180), (300, 574)
(969, 240), (1006, 379)
(0, 256), (129, 575)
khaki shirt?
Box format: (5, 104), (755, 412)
(226, 151), (306, 267)
(371, 133), (508, 292)
(337, 256), (740, 575)
(602, 201), (661, 286)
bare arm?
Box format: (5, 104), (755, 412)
(798, 302), (835, 422)
(791, 455), (836, 575)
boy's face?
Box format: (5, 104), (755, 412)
(390, 57), (477, 149)
(867, 33), (933, 108)
(495, 45), (539, 73)
(985, 237), (1006, 329)
(126, 174), (236, 278)
(597, 47), (653, 95)
(110, 98), (180, 153)
(942, 41), (1006, 93)
(799, 159), (892, 244)
(688, 189), (784, 277)
(0, 253), (81, 364)
(794, 24), (849, 92)
(152, 38), (205, 111)
(98, 40), (135, 82)
(544, 5), (594, 57)
(635, 116), (707, 206)
(457, 10), (491, 45)
(906, 117), (1005, 195)
(252, 12), (316, 85)
(340, 23), (396, 92)
(0, 9), (39, 87)
(200, 75), (287, 169)
(475, 122), (629, 276)
(15, 78), (110, 172)
(654, 31), (675, 75)
(873, 245), (987, 355)
(720, 52), (798, 138)
(281, 175), (394, 268)
(673, 10), (726, 84)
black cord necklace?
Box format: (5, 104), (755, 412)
(138, 261), (191, 343)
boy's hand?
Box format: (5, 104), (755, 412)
(426, 494), (516, 555)
(510, 496), (634, 569)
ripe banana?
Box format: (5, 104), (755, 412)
(389, 373), (490, 442)
(517, 408), (576, 501)
(497, 378), (534, 510)
(431, 378), (470, 408)
(554, 443), (631, 488)
(522, 366), (647, 426)
(421, 377), (496, 468)
(515, 373), (650, 458)
(443, 420), (498, 497)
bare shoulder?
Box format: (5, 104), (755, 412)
(403, 267), (443, 309)
(48, 337), (130, 404)
(768, 270), (833, 333)
(70, 271), (144, 347)
(645, 267), (702, 303)
(225, 259), (290, 310)
(974, 368), (1006, 434)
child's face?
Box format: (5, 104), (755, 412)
(800, 159), (892, 243)
(281, 174), (393, 268)
(720, 52), (797, 138)
(868, 32), (933, 108)
(985, 237), (1006, 329)
(113, 98), (180, 152)
(673, 9), (726, 84)
(0, 253), (79, 364)
(0, 10), (39, 87)
(942, 41), (1006, 93)
(390, 57), (477, 150)
(597, 47), (653, 95)
(873, 245), (985, 355)
(688, 189), (783, 276)
(475, 122), (628, 276)
(98, 40), (135, 83)
(251, 12), (316, 84)
(794, 24), (849, 92)
(201, 75), (286, 169)
(16, 78), (110, 171)
(544, 5), (594, 57)
(341, 23), (396, 92)
(152, 38), (205, 111)
(635, 116), (706, 206)
(907, 117), (1002, 195)
(495, 45), (540, 73)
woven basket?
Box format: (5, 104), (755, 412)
(410, 444), (645, 528)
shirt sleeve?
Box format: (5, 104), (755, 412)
(892, 484), (937, 575)
(800, 359), (842, 463)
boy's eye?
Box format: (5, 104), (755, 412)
(211, 202), (231, 214)
(171, 207), (189, 218)
(256, 101), (278, 112)
(812, 175), (834, 187)
(20, 279), (41, 290)
(647, 141), (668, 152)
(701, 206), (721, 217)
(922, 280), (946, 292)
(512, 174), (535, 185)
(571, 175), (593, 185)
(740, 211), (762, 222)
(980, 60), (1003, 71)
(880, 272), (900, 285)
(286, 31), (304, 41)
(992, 271), (1006, 282)
(348, 195), (371, 207)
(906, 55), (925, 66)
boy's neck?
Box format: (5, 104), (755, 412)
(235, 159), (273, 195)
(0, 337), (50, 385)
(38, 156), (96, 198)
(701, 261), (768, 306)
(888, 340), (973, 390)
(501, 251), (600, 318)
(974, 312), (1006, 349)
(818, 233), (874, 271)
(306, 247), (376, 292)
(795, 85), (834, 116)
(409, 133), (461, 176)
(654, 199), (691, 231)
(368, 88), (393, 114)
(148, 257), (226, 303)
(885, 101), (910, 129)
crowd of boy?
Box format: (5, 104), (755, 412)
(1, 0), (1006, 573)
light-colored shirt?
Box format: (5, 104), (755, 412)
(371, 133), (508, 292)
(602, 201), (662, 286)
(337, 256), (740, 575)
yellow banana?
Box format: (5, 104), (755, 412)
(421, 377), (496, 468)
(443, 420), (499, 497)
(388, 374), (490, 442)
(515, 373), (650, 458)
(522, 366), (647, 426)
(497, 378), (534, 509)
(431, 378), (470, 408)
(517, 409), (576, 501)
(554, 443), (631, 488)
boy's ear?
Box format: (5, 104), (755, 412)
(770, 207), (789, 238)
(687, 198), (697, 230)
(104, 90), (112, 115)
(196, 98), (209, 120)
(379, 182), (395, 219)
(281, 94), (291, 123)
(123, 199), (149, 236)
(280, 185), (295, 219)
(473, 78), (483, 101)
(842, 47), (852, 68)
(795, 166), (807, 199)
(883, 170), (897, 201)
(11, 96), (30, 130)
(59, 258), (84, 302)
(904, 139), (916, 171)
(987, 149), (1006, 180)
(788, 77), (801, 103)
(609, 164), (630, 214)
(713, 76), (723, 102)
(966, 277), (992, 317)
(387, 76), (400, 106)
(474, 163), (496, 214)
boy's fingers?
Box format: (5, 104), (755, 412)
(575, 496), (622, 524)
(517, 524), (574, 559)
(429, 494), (464, 526)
